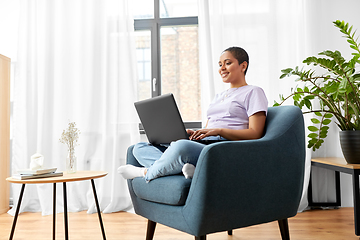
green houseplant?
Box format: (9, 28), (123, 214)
(274, 20), (360, 163)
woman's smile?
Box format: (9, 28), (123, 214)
(221, 72), (229, 78)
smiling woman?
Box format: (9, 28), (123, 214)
(118, 46), (268, 181)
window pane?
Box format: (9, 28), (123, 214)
(161, 25), (201, 122)
(160, 0), (198, 18)
(135, 30), (152, 101)
(130, 0), (154, 19)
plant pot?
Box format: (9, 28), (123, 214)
(339, 130), (360, 164)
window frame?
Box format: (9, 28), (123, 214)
(134, 0), (201, 129)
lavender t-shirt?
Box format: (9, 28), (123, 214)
(206, 85), (268, 130)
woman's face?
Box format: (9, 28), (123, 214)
(218, 51), (246, 86)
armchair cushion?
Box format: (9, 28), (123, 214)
(132, 175), (192, 206)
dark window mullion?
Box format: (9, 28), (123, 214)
(133, 19), (152, 30)
(158, 17), (198, 26)
(134, 17), (198, 29)
(154, 0), (160, 20)
(151, 21), (161, 97)
(152, 0), (161, 97)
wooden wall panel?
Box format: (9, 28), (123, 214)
(0, 54), (10, 214)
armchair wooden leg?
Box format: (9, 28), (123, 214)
(195, 236), (206, 240)
(146, 220), (157, 240)
(278, 218), (290, 240)
(228, 230), (233, 235)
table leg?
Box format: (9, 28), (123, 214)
(91, 179), (106, 240)
(307, 168), (313, 205)
(352, 171), (360, 236)
(9, 184), (26, 240)
(308, 168), (341, 207)
(63, 182), (69, 240)
(335, 171), (342, 206)
(53, 183), (56, 240)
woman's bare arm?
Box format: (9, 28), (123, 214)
(189, 111), (266, 141)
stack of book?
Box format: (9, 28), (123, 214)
(13, 168), (63, 180)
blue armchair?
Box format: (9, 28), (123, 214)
(126, 105), (305, 240)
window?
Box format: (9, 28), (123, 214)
(136, 47), (151, 82)
(131, 0), (201, 126)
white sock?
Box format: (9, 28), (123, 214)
(182, 163), (196, 179)
(117, 165), (146, 179)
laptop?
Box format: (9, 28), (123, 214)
(134, 93), (226, 145)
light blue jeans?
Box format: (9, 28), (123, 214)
(133, 137), (225, 181)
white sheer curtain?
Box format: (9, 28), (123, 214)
(9, 0), (140, 216)
(198, 0), (308, 112)
(198, 0), (360, 211)
(198, 0), (310, 212)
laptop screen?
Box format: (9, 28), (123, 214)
(134, 93), (189, 145)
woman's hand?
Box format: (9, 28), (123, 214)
(189, 128), (221, 140)
(186, 129), (195, 137)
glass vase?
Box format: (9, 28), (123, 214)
(66, 148), (77, 173)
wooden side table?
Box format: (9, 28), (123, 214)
(308, 157), (360, 236)
(6, 171), (108, 240)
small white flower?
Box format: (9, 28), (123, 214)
(59, 122), (81, 150)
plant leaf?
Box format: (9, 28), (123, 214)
(322, 119), (332, 125)
(311, 118), (321, 124)
(324, 113), (333, 118)
(314, 139), (324, 149)
(308, 126), (319, 132)
(308, 133), (318, 138)
(304, 99), (312, 109)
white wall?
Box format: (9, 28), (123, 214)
(0, 0), (19, 60)
(305, 0), (360, 207)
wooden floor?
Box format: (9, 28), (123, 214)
(0, 207), (358, 240)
